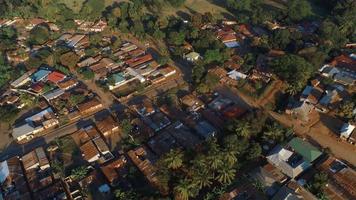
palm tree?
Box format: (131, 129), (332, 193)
(235, 121), (252, 138)
(164, 149), (184, 170)
(215, 164), (236, 184)
(174, 179), (196, 200)
(223, 149), (238, 166)
(206, 153), (223, 170)
(262, 123), (285, 142)
(192, 170), (214, 189)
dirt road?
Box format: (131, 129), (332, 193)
(269, 111), (356, 166)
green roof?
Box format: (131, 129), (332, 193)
(288, 138), (322, 163)
(113, 72), (125, 83)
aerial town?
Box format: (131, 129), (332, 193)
(0, 0), (355, 200)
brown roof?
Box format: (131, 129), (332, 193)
(181, 94), (204, 108)
(80, 141), (100, 162)
(57, 78), (78, 90)
(77, 99), (103, 114)
(95, 115), (119, 135)
(100, 156), (127, 183)
(125, 54), (153, 68)
(72, 129), (91, 145)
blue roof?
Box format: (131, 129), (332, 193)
(224, 41), (240, 48)
(32, 69), (51, 82)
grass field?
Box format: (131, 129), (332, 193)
(159, 0), (233, 19)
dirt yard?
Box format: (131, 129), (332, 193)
(269, 111), (356, 167)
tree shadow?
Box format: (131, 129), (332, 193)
(318, 113), (344, 135)
(176, 11), (191, 21)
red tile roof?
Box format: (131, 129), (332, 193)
(47, 71), (66, 83)
(125, 54), (153, 68)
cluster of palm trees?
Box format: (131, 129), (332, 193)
(155, 138), (247, 200)
(154, 112), (290, 200)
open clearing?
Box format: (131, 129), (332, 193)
(160, 0), (233, 19)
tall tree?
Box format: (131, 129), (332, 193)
(163, 149), (184, 170)
(215, 164), (236, 184)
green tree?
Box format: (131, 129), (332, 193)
(247, 143), (262, 160)
(81, 69), (95, 80)
(71, 166), (88, 180)
(29, 25), (50, 45)
(308, 172), (328, 198)
(120, 119), (133, 138)
(174, 179), (197, 200)
(270, 29), (291, 50)
(0, 105), (19, 123)
(338, 101), (355, 120)
(60, 51), (79, 69)
(164, 149), (184, 170)
(286, 0), (313, 21)
(270, 54), (314, 94)
(69, 94), (85, 106)
(114, 189), (138, 200)
(0, 26), (17, 50)
(192, 170), (213, 189)
(0, 63), (13, 88)
(215, 164), (236, 184)
(262, 123), (286, 143)
(235, 121), (252, 138)
(168, 31), (185, 46)
(204, 49), (223, 64)
(80, 0), (105, 20)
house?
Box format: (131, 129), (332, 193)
(34, 181), (68, 200)
(194, 120), (217, 139)
(25, 18), (46, 30)
(267, 138), (322, 178)
(30, 82), (45, 93)
(100, 156), (127, 185)
(95, 115), (120, 137)
(22, 147), (53, 192)
(21, 147), (50, 171)
(108, 72), (134, 90)
(127, 146), (167, 195)
(133, 99), (156, 117)
(180, 94), (205, 112)
(77, 56), (99, 68)
(10, 70), (34, 88)
(318, 157), (356, 200)
(12, 107), (58, 141)
(201, 109), (225, 130)
(92, 137), (114, 162)
(348, 130), (356, 145)
(77, 98), (103, 116)
(31, 69), (51, 82)
(43, 88), (65, 101)
(209, 97), (233, 111)
(1, 156), (32, 200)
(147, 132), (180, 156)
(227, 69), (247, 80)
(249, 163), (288, 197)
(184, 51), (201, 62)
(66, 34), (87, 48)
(222, 105), (247, 119)
(80, 140), (100, 163)
(47, 71), (66, 84)
(339, 123), (355, 140)
(165, 122), (201, 149)
(57, 78), (78, 90)
(142, 112), (171, 132)
(290, 101), (316, 122)
(300, 86), (324, 105)
(125, 54), (153, 68)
